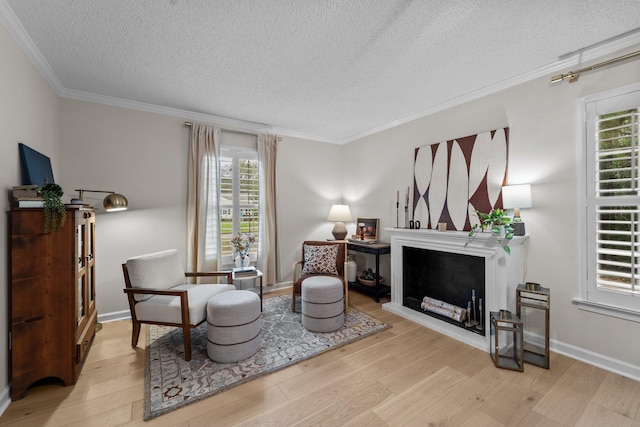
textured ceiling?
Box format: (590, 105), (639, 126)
(2, 0), (640, 143)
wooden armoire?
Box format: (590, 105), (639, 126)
(9, 207), (97, 400)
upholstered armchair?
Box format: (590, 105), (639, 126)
(291, 241), (348, 312)
(122, 249), (235, 361)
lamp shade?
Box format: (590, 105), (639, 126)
(327, 204), (352, 222)
(103, 193), (128, 212)
(502, 185), (532, 209)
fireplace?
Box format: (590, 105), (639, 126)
(403, 246), (486, 336)
(384, 228), (528, 351)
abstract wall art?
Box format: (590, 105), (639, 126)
(413, 127), (509, 231)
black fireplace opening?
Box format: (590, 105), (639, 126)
(403, 246), (486, 336)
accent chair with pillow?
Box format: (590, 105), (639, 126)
(291, 241), (348, 312)
(122, 249), (235, 361)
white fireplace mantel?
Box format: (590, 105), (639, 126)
(383, 227), (529, 352)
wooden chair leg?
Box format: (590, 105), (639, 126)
(183, 326), (192, 361)
(292, 292), (296, 312)
(131, 320), (141, 347)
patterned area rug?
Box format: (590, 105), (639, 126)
(144, 294), (388, 420)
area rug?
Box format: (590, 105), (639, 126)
(144, 294), (388, 420)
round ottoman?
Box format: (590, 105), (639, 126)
(207, 290), (261, 363)
(301, 276), (344, 332)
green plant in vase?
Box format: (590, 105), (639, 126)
(41, 183), (66, 233)
(467, 208), (514, 254)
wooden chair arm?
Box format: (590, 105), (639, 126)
(292, 260), (303, 283)
(123, 287), (187, 297)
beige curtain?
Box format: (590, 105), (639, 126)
(187, 123), (222, 273)
(257, 134), (278, 285)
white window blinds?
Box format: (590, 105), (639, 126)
(585, 88), (640, 310)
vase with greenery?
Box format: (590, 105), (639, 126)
(41, 183), (66, 233)
(467, 208), (514, 254)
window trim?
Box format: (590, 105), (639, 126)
(576, 82), (640, 323)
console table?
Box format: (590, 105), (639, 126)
(347, 241), (391, 303)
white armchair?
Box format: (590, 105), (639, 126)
(122, 249), (235, 361)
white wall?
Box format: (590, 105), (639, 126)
(0, 23), (61, 404)
(342, 46), (640, 373)
(58, 101), (346, 316)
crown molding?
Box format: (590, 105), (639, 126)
(0, 0), (64, 93)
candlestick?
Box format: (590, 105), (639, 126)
(396, 190), (399, 204)
(396, 202), (399, 228)
(465, 301), (474, 327)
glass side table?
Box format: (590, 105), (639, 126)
(232, 269), (263, 311)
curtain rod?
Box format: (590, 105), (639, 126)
(551, 50), (640, 84)
(184, 121), (257, 137)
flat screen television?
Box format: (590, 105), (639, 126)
(18, 143), (55, 186)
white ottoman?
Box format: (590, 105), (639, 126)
(301, 276), (344, 332)
(207, 290), (261, 363)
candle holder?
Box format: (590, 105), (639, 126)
(516, 283), (550, 368)
(490, 310), (524, 371)
(396, 202), (399, 228)
(464, 301), (477, 327)
(404, 206), (409, 228)
(476, 298), (484, 331)
(358, 223), (365, 240)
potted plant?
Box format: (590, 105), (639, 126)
(41, 183), (66, 233)
(467, 208), (514, 254)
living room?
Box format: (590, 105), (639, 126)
(1, 1), (640, 424)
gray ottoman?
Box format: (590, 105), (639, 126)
(301, 276), (345, 332)
(207, 290), (261, 363)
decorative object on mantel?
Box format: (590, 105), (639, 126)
(143, 294), (388, 420)
(502, 184), (532, 236)
(516, 282), (550, 369)
(41, 182), (66, 233)
(490, 309), (524, 371)
(467, 208), (514, 254)
(326, 204), (352, 240)
(412, 127), (509, 231)
(231, 233), (255, 268)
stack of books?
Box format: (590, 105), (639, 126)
(11, 185), (44, 208)
(233, 266), (257, 277)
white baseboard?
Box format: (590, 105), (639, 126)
(550, 338), (640, 382)
(0, 385), (10, 419)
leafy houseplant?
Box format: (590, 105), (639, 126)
(467, 208), (514, 254)
(41, 183), (66, 233)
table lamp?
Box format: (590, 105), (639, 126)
(502, 184), (532, 236)
(327, 204), (352, 240)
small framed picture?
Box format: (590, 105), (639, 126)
(354, 218), (379, 241)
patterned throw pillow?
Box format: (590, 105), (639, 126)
(301, 244), (339, 276)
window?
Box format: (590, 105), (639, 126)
(580, 84), (640, 320)
(219, 147), (259, 261)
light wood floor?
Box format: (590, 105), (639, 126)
(2, 289), (640, 427)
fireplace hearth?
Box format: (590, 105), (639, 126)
(384, 228), (528, 351)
